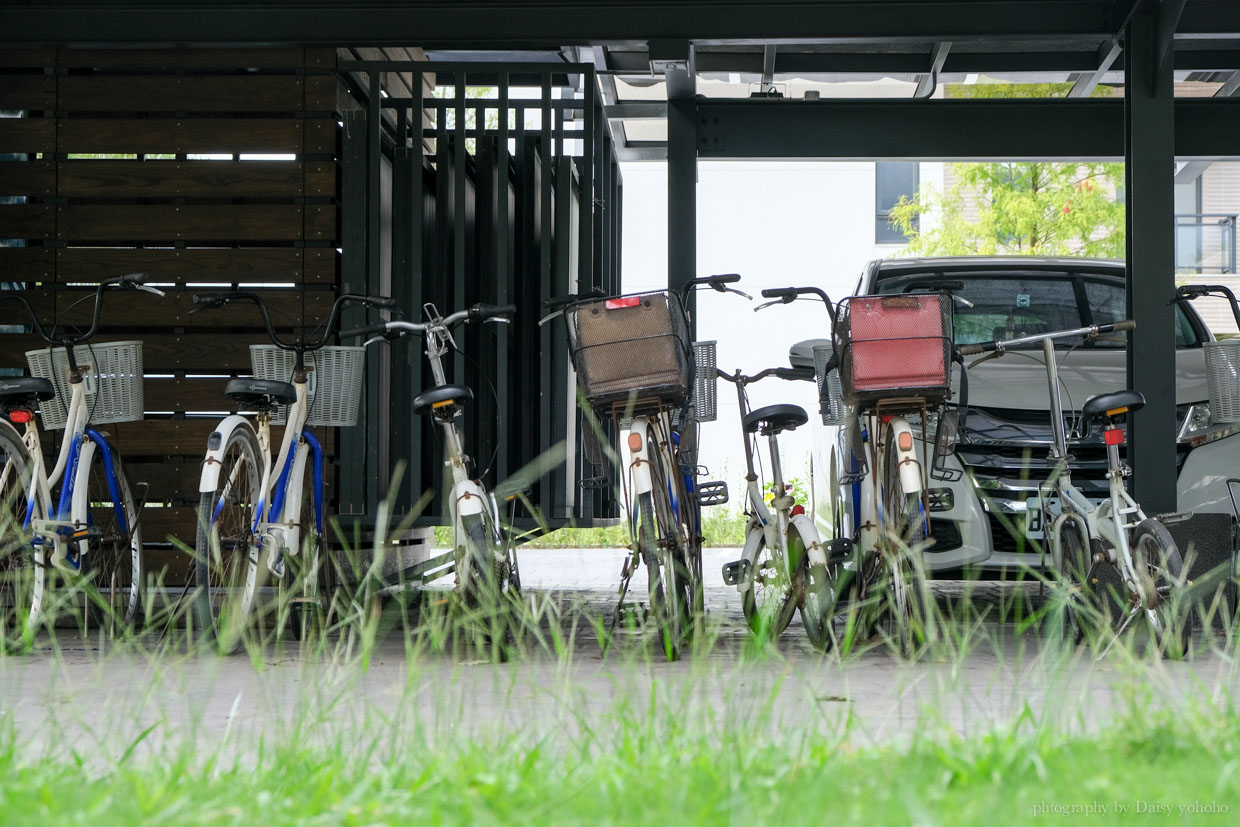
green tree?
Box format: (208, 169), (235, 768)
(888, 80), (1126, 258)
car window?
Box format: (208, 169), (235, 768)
(874, 270), (1198, 348)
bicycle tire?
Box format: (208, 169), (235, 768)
(647, 422), (695, 641)
(1055, 516), (1091, 645)
(637, 487), (681, 661)
(193, 422), (264, 654)
(0, 424), (46, 651)
(75, 438), (144, 631)
(1131, 517), (1191, 659)
(741, 530), (800, 638)
(804, 450), (849, 652)
(883, 424), (928, 657)
(280, 472), (326, 642)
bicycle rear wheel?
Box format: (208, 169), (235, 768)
(74, 438), (144, 632)
(193, 423), (264, 653)
(0, 425), (45, 650)
(1131, 518), (1191, 659)
(883, 425), (929, 657)
(741, 530), (800, 638)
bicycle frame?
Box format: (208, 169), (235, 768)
(199, 375), (322, 580)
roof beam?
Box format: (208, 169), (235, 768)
(0, 1), (1134, 47)
(1174, 70), (1240, 184)
(649, 38), (695, 99)
(692, 96), (1240, 160)
(1067, 37), (1124, 97)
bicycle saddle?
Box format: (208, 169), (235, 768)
(743, 403), (808, 435)
(1081, 389), (1145, 422)
(224, 378), (297, 406)
(413, 384), (474, 415)
(0, 377), (55, 403)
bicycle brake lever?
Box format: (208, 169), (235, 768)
(136, 285), (167, 298)
(538, 309), (565, 327)
(484, 317), (512, 325)
(725, 286), (753, 300)
(753, 299), (782, 312)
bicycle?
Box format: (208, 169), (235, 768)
(543, 275), (741, 660)
(804, 289), (958, 656)
(959, 319), (1192, 657)
(188, 289), (394, 653)
(0, 272), (163, 649)
(342, 301), (521, 613)
(717, 360), (823, 640)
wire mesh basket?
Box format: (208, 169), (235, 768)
(835, 293), (954, 408)
(1204, 338), (1240, 423)
(565, 290), (692, 408)
(690, 340), (717, 422)
(812, 344), (847, 426)
(250, 345), (366, 427)
(25, 341), (144, 429)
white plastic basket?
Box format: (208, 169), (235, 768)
(25, 341), (144, 430)
(1204, 339), (1240, 423)
(250, 345), (365, 427)
(812, 344), (848, 426)
(690, 341), (717, 422)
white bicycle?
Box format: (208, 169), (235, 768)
(343, 301), (522, 606)
(189, 289), (394, 652)
(0, 273), (163, 649)
(960, 319), (1191, 657)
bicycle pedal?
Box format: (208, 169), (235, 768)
(827, 538), (855, 565)
(697, 480), (729, 507)
(721, 559), (751, 586)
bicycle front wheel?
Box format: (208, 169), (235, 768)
(741, 530), (800, 638)
(75, 438), (144, 631)
(0, 424), (45, 650)
(193, 423), (264, 654)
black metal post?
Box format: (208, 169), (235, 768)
(1125, 4), (1179, 514)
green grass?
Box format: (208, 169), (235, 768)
(1, 675), (1238, 826)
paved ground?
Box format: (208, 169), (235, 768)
(2, 547), (1237, 764)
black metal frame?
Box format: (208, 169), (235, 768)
(338, 59), (622, 530)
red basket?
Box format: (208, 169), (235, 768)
(836, 293), (953, 407)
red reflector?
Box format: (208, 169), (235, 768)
(605, 296), (642, 310)
(8, 409), (33, 424)
(898, 431), (914, 452)
(627, 432), (643, 453)
(1104, 428), (1124, 446)
(791, 504), (806, 517)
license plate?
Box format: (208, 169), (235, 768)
(1024, 496), (1101, 540)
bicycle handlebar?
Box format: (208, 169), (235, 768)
(757, 285), (835, 318)
(341, 302), (515, 340)
(1175, 283), (1240, 330)
(190, 290), (394, 352)
(958, 319), (1135, 356)
(544, 288), (605, 310)
(717, 365), (816, 385)
(0, 271), (158, 347)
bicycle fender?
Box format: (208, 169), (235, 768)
(199, 415), (255, 493)
(452, 478), (487, 520)
(789, 513), (827, 567)
(737, 520), (764, 595)
(888, 418), (923, 497)
(628, 416), (653, 497)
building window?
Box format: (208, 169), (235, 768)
(875, 161), (919, 244)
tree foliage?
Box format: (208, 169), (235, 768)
(888, 80), (1126, 258)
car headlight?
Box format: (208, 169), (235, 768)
(1177, 402), (1240, 447)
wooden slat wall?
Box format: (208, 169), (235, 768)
(0, 47), (342, 584)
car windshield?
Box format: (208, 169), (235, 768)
(873, 270), (1200, 348)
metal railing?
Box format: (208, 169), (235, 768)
(1176, 213), (1237, 274)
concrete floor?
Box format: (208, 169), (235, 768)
(1, 547), (1237, 764)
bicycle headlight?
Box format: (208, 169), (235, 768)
(1177, 402), (1240, 447)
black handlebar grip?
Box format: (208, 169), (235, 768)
(958, 343), (987, 356)
(775, 367), (815, 381)
(119, 272), (148, 285)
(364, 295), (397, 309)
(761, 287), (798, 300)
(471, 303), (517, 320)
(710, 273), (741, 284)
(1108, 319), (1136, 332)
